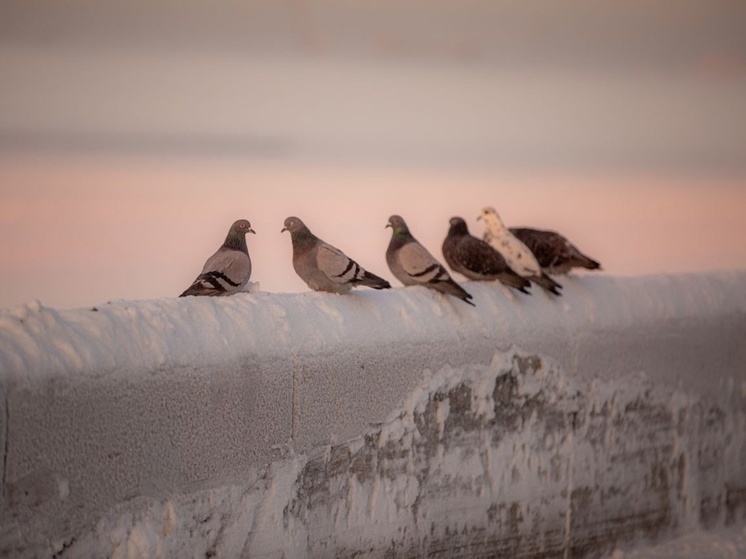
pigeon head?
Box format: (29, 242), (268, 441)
(386, 215), (410, 234)
(448, 217), (469, 236)
(221, 219), (254, 251)
(477, 207), (507, 232)
(232, 219), (255, 235)
(281, 216), (306, 234)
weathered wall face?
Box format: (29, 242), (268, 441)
(0, 272), (745, 557)
(263, 351), (745, 558)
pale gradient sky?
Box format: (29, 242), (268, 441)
(1, 155), (745, 310)
(1, 1), (745, 309)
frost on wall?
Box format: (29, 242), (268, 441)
(49, 348), (746, 559)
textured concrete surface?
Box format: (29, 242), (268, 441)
(0, 272), (745, 557)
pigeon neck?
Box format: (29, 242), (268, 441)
(389, 228), (413, 249)
(449, 223), (469, 237)
(490, 221), (507, 235)
(223, 231), (248, 253)
(395, 226), (412, 238)
(291, 227), (318, 249)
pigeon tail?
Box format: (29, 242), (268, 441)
(500, 272), (532, 294)
(179, 285), (220, 297)
(179, 270), (245, 297)
(532, 273), (563, 296)
(441, 282), (475, 306)
(577, 254), (601, 270)
(357, 271), (392, 290)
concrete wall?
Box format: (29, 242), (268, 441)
(0, 272), (745, 557)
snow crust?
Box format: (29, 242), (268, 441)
(1, 271), (745, 557)
(2, 272), (744, 383)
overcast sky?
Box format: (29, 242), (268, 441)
(3, 1), (746, 70)
(1, 0), (745, 171)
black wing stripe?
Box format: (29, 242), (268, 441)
(334, 259), (356, 279)
(428, 268), (450, 284)
(199, 271), (241, 288)
(410, 263), (441, 278)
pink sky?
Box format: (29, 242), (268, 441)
(2, 2), (745, 313)
(1, 154), (745, 310)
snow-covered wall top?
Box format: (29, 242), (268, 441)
(1, 272), (745, 557)
(3, 272), (745, 382)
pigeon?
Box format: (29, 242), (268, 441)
(509, 227), (601, 275)
(282, 216), (391, 294)
(442, 217), (531, 294)
(478, 207), (562, 296)
(386, 215), (474, 306)
(180, 219), (255, 297)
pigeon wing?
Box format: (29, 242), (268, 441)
(316, 243), (365, 285)
(398, 242), (450, 284)
(182, 248), (250, 296)
(457, 237), (507, 276)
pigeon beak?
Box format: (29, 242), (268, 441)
(281, 226), (288, 233)
(248, 228), (256, 235)
(385, 223), (391, 229)
(476, 215), (482, 222)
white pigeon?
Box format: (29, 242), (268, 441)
(282, 216), (391, 294)
(180, 219), (255, 297)
(477, 207), (562, 296)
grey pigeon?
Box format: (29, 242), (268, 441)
(442, 217), (531, 294)
(180, 219), (255, 297)
(282, 216), (391, 293)
(509, 227), (601, 275)
(386, 215), (474, 306)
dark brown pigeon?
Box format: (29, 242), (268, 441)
(442, 217), (531, 294)
(509, 227), (601, 275)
